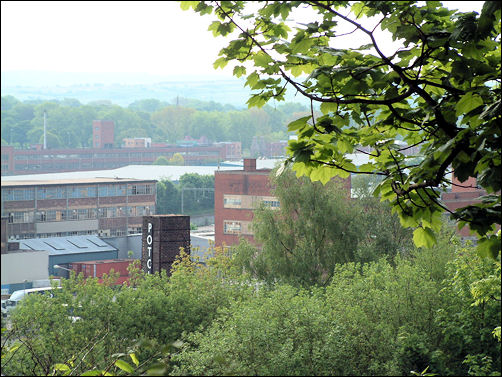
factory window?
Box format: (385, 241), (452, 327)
(47, 210), (57, 221)
(99, 207), (117, 218)
(39, 187), (66, 199)
(128, 206), (136, 216)
(2, 189), (35, 201)
(36, 211), (47, 222)
(77, 208), (97, 220)
(69, 209), (78, 220)
(13, 189), (35, 201)
(98, 186), (108, 197)
(45, 210), (66, 222)
(99, 185), (118, 197)
(10, 211), (33, 223)
(223, 195), (242, 208)
(69, 186), (97, 198)
(262, 199), (280, 209)
(224, 220), (242, 234)
(128, 184), (153, 195)
(117, 185), (127, 196)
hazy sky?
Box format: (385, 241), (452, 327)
(1, 1), (485, 81)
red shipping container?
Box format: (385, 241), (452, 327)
(71, 259), (134, 285)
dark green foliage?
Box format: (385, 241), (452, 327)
(172, 236), (500, 376)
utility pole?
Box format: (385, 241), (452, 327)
(43, 110), (47, 149)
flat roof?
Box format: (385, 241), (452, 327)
(19, 235), (117, 256)
(1, 177), (156, 188)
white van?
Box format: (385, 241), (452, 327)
(1, 286), (60, 317)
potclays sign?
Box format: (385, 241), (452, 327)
(145, 222), (154, 274)
(141, 215), (190, 275)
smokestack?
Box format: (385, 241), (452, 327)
(43, 110), (47, 149)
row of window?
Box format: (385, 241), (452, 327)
(5, 205), (153, 223)
(223, 195), (280, 210)
(2, 184), (154, 201)
(8, 227), (141, 240)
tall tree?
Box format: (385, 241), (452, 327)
(234, 168), (367, 287)
(185, 1), (501, 258)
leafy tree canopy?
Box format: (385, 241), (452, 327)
(233, 167), (413, 286)
(184, 1), (501, 257)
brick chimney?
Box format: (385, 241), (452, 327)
(243, 158), (256, 171)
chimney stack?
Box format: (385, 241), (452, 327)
(243, 158), (256, 172)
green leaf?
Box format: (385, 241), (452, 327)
(357, 163), (375, 173)
(309, 166), (334, 184)
(477, 235), (501, 259)
(455, 92), (484, 116)
(287, 116), (312, 131)
(179, 1), (199, 11)
(245, 71), (260, 88)
(247, 95), (267, 108)
(413, 227), (436, 248)
(320, 102), (338, 114)
(81, 371), (106, 376)
(254, 52), (273, 67)
(233, 66), (246, 78)
(53, 363), (70, 372)
(291, 36), (314, 54)
(336, 139), (352, 154)
(115, 359), (135, 374)
(399, 213), (419, 228)
(129, 353), (139, 367)
(213, 57), (228, 70)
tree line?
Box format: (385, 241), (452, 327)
(1, 95), (308, 152)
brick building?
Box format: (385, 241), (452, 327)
(441, 175), (489, 238)
(92, 120), (115, 149)
(214, 159), (274, 246)
(122, 137), (152, 148)
(1, 177), (156, 240)
(1, 142), (241, 176)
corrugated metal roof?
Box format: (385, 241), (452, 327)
(19, 235), (117, 256)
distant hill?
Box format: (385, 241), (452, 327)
(1, 71), (309, 108)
